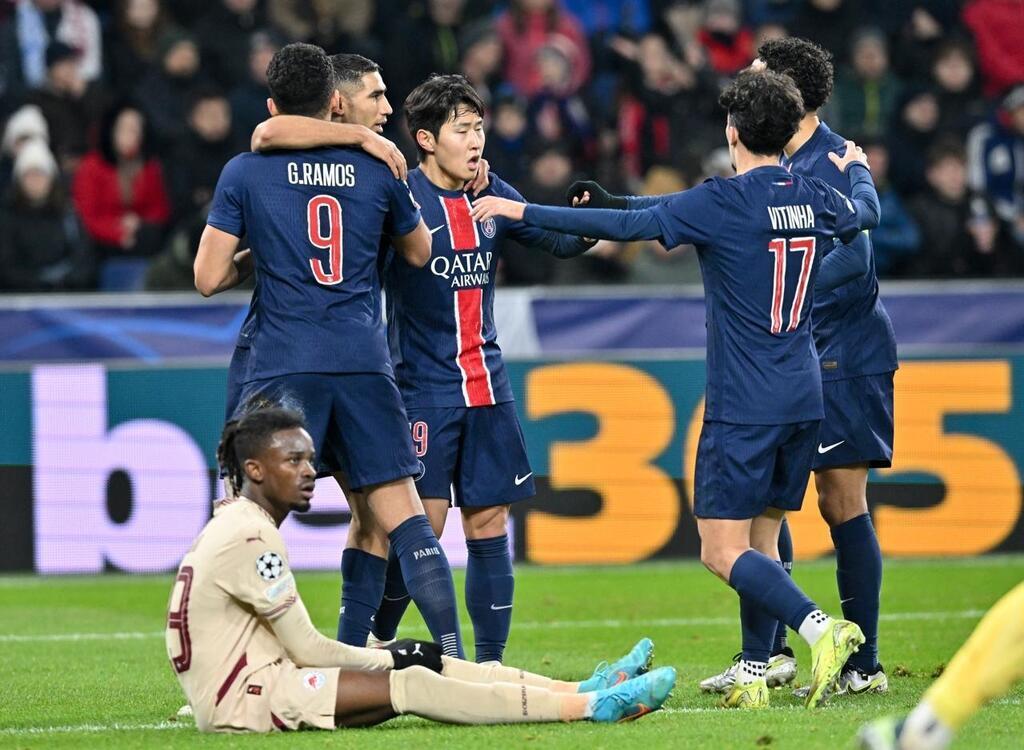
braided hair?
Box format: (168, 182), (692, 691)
(216, 406), (307, 497)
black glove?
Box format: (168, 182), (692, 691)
(385, 639), (444, 673)
(565, 180), (628, 209)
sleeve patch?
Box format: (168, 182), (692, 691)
(255, 551), (285, 580)
(263, 573), (295, 602)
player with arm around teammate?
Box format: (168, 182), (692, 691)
(472, 69), (880, 710)
(165, 405), (676, 732)
(193, 43), (471, 664)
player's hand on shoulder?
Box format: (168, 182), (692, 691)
(385, 639), (444, 673)
(470, 195), (525, 222)
(565, 180), (626, 209)
(360, 129), (408, 180)
(464, 157), (490, 196)
(829, 140), (869, 174)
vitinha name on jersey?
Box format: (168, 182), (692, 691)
(430, 251), (494, 288)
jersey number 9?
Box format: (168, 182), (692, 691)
(308, 195), (343, 286)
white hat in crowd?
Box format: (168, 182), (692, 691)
(2, 105), (50, 155)
(14, 138), (58, 179)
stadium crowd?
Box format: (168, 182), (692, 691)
(0, 0), (1022, 291)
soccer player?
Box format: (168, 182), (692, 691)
(247, 55), (489, 652)
(750, 37), (897, 698)
(165, 405), (676, 732)
(858, 581), (1024, 749)
(471, 69), (880, 709)
(193, 43), (466, 660)
(250, 72), (597, 663)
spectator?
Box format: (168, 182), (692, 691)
(387, 0), (469, 105)
(907, 139), (1016, 277)
(168, 87), (238, 223)
(0, 138), (94, 291)
(833, 28), (901, 138)
(696, 0), (754, 77)
(0, 0), (102, 109)
(229, 30), (280, 146)
(459, 20), (503, 108)
(486, 92), (530, 184)
(496, 0), (591, 98)
(617, 32), (720, 179)
(104, 0), (174, 94)
(888, 86), (941, 196)
(134, 29), (208, 145)
(27, 41), (105, 175)
(861, 137), (921, 276)
(0, 103), (49, 186)
(195, 0), (266, 91)
(145, 208), (222, 290)
(526, 40), (593, 161)
(72, 102), (171, 257)
(881, 1), (959, 81)
(626, 165), (701, 284)
(931, 37), (987, 137)
(962, 0), (1024, 98)
(787, 0), (862, 63)
(967, 84), (1024, 248)
(561, 0), (651, 39)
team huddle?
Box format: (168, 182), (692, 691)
(163, 34), (1022, 749)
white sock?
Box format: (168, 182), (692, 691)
(797, 609), (833, 646)
(901, 700), (955, 750)
(736, 659), (767, 686)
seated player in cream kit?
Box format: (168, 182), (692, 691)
(165, 404), (675, 732)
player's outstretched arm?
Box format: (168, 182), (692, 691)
(194, 225), (245, 297)
(471, 197), (664, 243)
(271, 597), (398, 671)
(250, 117), (407, 180)
(566, 180), (672, 211)
(829, 140), (881, 232)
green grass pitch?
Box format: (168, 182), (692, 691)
(2, 556), (1023, 749)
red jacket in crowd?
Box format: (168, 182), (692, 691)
(963, 0), (1024, 97)
(72, 152), (171, 247)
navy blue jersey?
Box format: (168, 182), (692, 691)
(208, 147), (421, 380)
(782, 122), (898, 380)
(386, 169), (590, 408)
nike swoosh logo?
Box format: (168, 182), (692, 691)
(818, 440), (845, 454)
(620, 703), (653, 722)
(429, 225), (445, 235)
(514, 473), (533, 486)
(840, 597), (854, 605)
(490, 603), (513, 610)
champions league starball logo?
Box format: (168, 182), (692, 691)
(481, 218), (497, 238)
(256, 551), (284, 580)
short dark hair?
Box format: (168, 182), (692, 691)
(719, 69), (804, 157)
(756, 37), (834, 112)
(330, 53), (382, 91)
(266, 42), (333, 117)
(404, 74), (485, 159)
(217, 406), (308, 496)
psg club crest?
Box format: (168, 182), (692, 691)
(481, 218), (497, 238)
(255, 551), (284, 580)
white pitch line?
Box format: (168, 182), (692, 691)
(0, 721), (188, 736)
(0, 609), (988, 644)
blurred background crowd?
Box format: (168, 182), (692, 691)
(0, 0), (1022, 292)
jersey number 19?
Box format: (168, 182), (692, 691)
(308, 195), (343, 286)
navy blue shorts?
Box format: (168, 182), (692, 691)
(224, 344), (249, 421)
(694, 420), (819, 520)
(813, 372), (895, 471)
(408, 402), (535, 507)
(237, 372), (421, 490)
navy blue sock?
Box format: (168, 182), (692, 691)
(371, 549), (412, 641)
(465, 535), (514, 663)
(772, 518), (794, 655)
(740, 595), (775, 664)
(389, 515), (464, 658)
(729, 549), (817, 632)
(831, 513), (882, 672)
(336, 549), (387, 646)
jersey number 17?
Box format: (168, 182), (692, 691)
(767, 237), (816, 334)
(308, 195), (343, 286)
